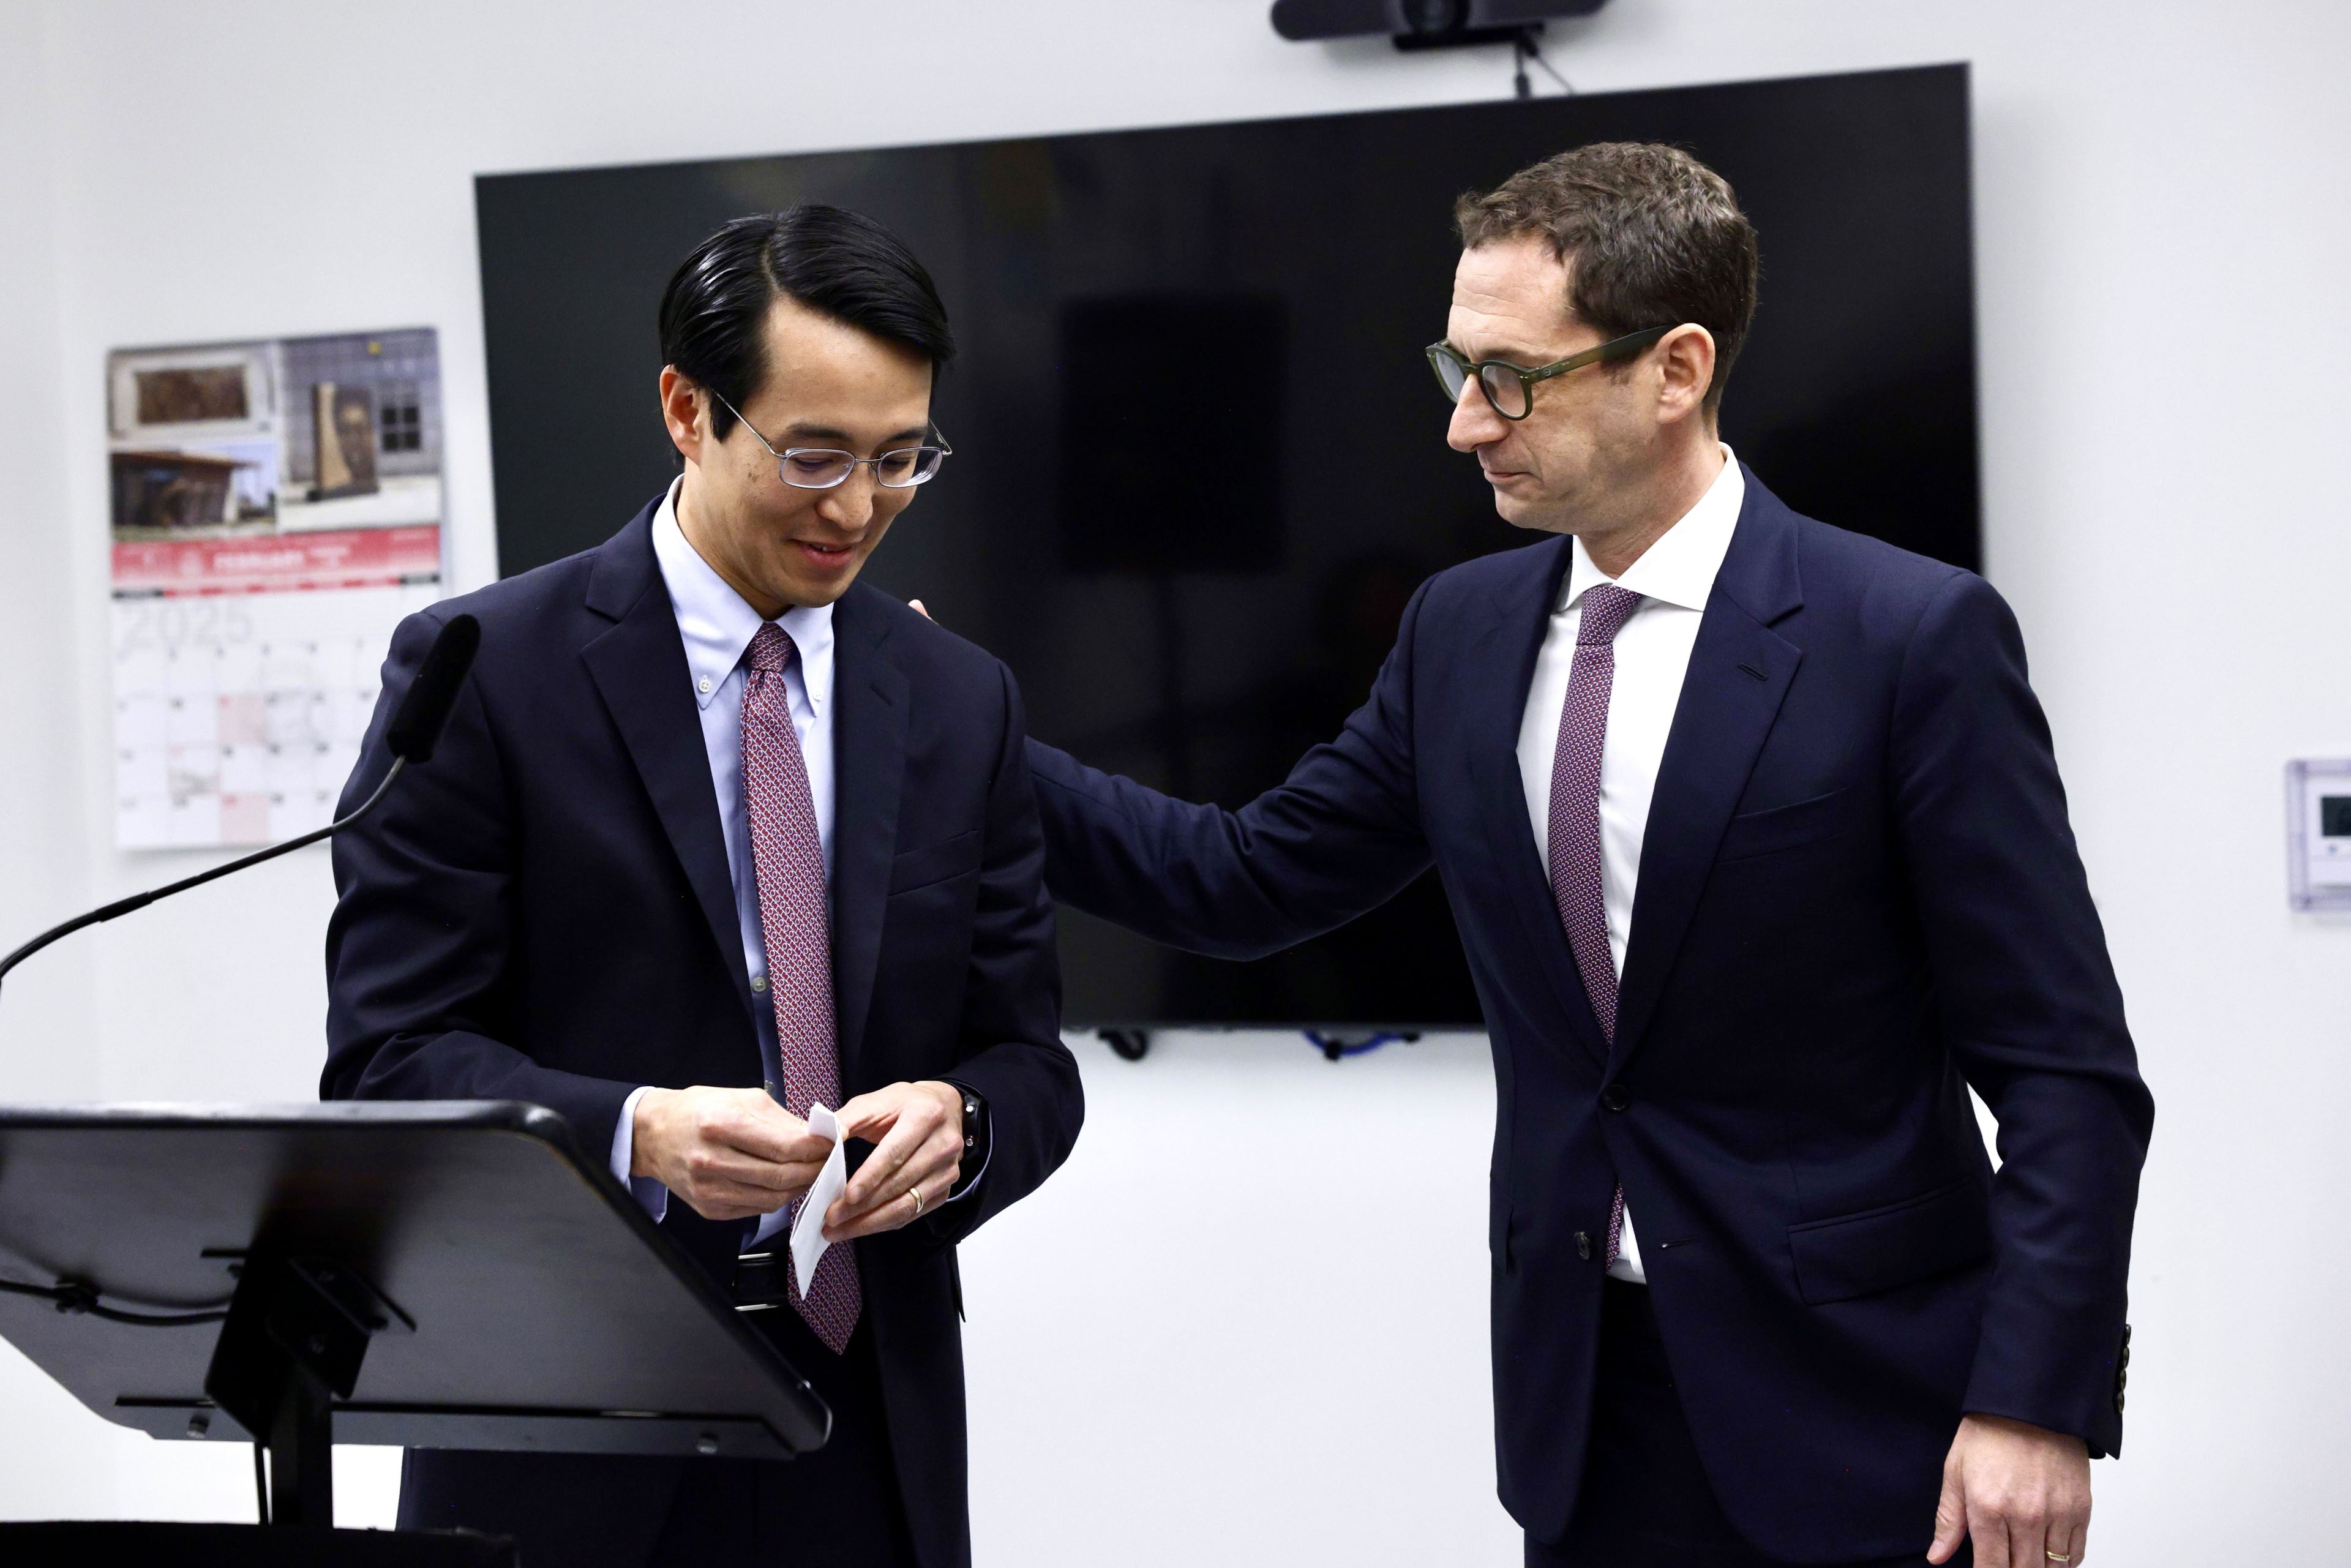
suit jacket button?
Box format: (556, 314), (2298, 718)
(1600, 1084), (1631, 1112)
(1575, 1231), (1592, 1261)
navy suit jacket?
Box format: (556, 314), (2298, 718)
(324, 502), (1082, 1568)
(1027, 470), (2151, 1558)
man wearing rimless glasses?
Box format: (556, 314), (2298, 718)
(324, 205), (1081, 1567)
(1020, 143), (2150, 1567)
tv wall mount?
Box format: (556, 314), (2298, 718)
(1270, 0), (1605, 50)
(1270, 1), (1600, 95)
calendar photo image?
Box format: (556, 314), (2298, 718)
(105, 328), (446, 850)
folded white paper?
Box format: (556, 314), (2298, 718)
(790, 1103), (847, 1298)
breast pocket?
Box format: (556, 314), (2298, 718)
(888, 829), (983, 896)
(1714, 787), (1858, 864)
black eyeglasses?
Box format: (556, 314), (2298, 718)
(709, 389), (951, 489)
(1425, 324), (1676, 421)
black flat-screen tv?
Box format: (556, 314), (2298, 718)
(476, 63), (1978, 1033)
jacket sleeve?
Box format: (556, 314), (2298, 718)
(1024, 579), (1437, 962)
(323, 608), (639, 1162)
(915, 661), (1084, 1247)
(1889, 571), (2154, 1457)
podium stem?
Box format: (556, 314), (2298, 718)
(266, 1360), (336, 1529)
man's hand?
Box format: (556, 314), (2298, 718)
(824, 1080), (964, 1240)
(631, 1086), (832, 1223)
(1927, 1414), (2092, 1567)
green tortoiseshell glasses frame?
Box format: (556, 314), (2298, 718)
(1424, 323), (1677, 421)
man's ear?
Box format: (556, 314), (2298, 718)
(1652, 324), (1718, 427)
(659, 366), (706, 465)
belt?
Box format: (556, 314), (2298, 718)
(733, 1248), (793, 1311)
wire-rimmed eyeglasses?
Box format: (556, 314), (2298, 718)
(708, 389), (951, 489)
(1425, 324), (1676, 421)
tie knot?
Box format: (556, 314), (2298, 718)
(1576, 584), (1643, 647)
(746, 622), (797, 675)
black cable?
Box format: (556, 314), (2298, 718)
(1521, 31), (1575, 94)
(88, 1300), (233, 1327)
(1511, 32), (1532, 99)
(0, 1274), (232, 1326)
(0, 757), (405, 996)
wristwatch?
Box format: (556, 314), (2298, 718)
(945, 1081), (988, 1198)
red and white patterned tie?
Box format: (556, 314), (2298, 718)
(741, 623), (861, 1353)
(1546, 584), (1643, 1269)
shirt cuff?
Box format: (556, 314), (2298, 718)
(745, 1202), (791, 1249)
(612, 1084), (670, 1225)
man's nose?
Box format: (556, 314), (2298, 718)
(1447, 380), (1501, 453)
(819, 468), (878, 531)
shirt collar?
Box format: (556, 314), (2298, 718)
(1561, 445), (1745, 616)
(650, 477), (836, 713)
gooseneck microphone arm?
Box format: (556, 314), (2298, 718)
(0, 760), (407, 996)
(0, 612), (480, 1000)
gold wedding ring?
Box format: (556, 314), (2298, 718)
(909, 1185), (925, 1217)
(2045, 1553), (2071, 1564)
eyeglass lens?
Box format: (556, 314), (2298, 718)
(1430, 351), (1529, 419)
(778, 446), (948, 490)
(1478, 364), (1530, 418)
(1431, 351), (1467, 404)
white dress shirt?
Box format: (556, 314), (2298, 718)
(612, 478), (836, 1245)
(1514, 448), (1745, 1285)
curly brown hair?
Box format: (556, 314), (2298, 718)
(1453, 143), (1759, 411)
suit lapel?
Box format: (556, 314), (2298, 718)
(827, 586), (908, 1085)
(1463, 535), (1612, 1071)
(1611, 474), (1805, 1067)
(579, 508), (757, 1033)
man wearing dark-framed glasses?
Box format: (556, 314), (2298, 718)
(1022, 142), (2148, 1567)
(326, 205), (1080, 1567)
(1425, 321), (1673, 422)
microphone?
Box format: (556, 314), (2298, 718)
(384, 611), (479, 764)
(0, 613), (481, 997)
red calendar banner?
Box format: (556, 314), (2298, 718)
(111, 525), (441, 598)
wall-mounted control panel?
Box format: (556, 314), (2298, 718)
(2287, 759), (2351, 912)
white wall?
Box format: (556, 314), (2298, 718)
(0, 0), (109, 1522)
(0, 1), (2345, 1561)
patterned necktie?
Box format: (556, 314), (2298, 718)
(741, 623), (861, 1354)
(1546, 583), (1643, 1267)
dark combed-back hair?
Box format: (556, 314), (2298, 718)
(1453, 143), (1760, 410)
(658, 204), (954, 445)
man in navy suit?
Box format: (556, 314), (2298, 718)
(324, 206), (1081, 1568)
(1022, 144), (2151, 1566)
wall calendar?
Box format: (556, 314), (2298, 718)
(106, 329), (445, 850)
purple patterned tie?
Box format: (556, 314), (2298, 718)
(741, 623), (861, 1354)
(1547, 583), (1643, 1268)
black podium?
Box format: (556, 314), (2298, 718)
(0, 1101), (828, 1558)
